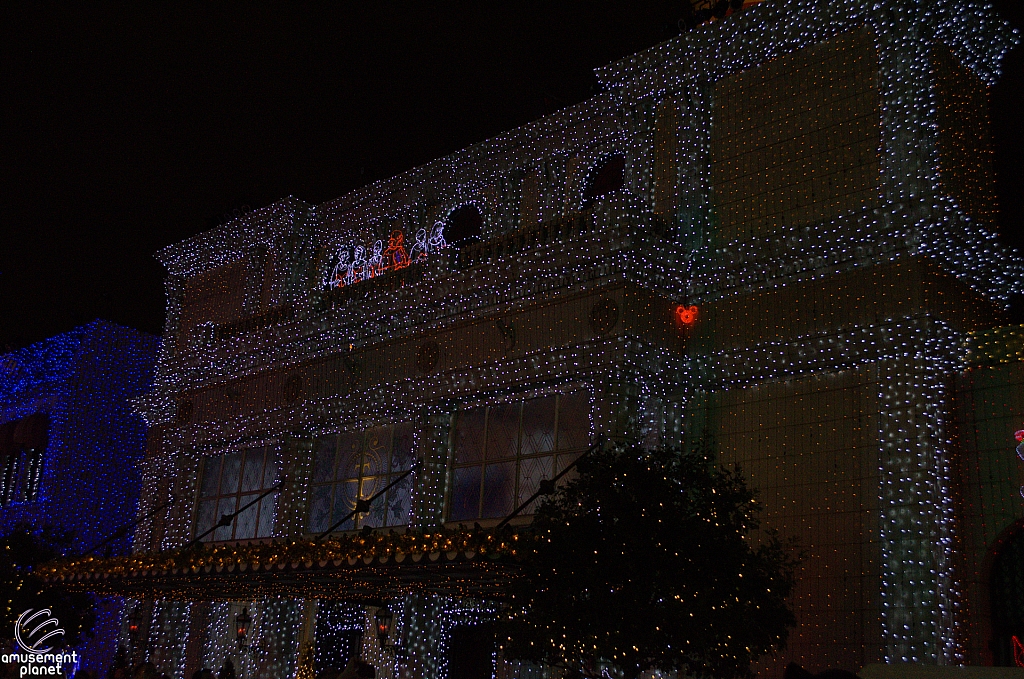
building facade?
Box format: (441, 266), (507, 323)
(0, 320), (159, 673)
(63, 0), (1024, 676)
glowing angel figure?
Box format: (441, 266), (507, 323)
(329, 246), (351, 288)
(409, 228), (429, 262)
(350, 245), (367, 283)
(368, 239), (386, 277)
(428, 221), (447, 252)
(384, 230), (410, 270)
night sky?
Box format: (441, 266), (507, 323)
(3, 2), (1023, 350)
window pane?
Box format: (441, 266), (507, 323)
(308, 485), (332, 534)
(555, 453), (582, 484)
(481, 461), (516, 519)
(364, 426), (391, 477)
(556, 393), (590, 451)
(521, 397), (555, 456)
(485, 403), (519, 461)
(391, 422), (415, 473)
(199, 457), (221, 498)
(213, 497), (236, 541)
(220, 452), (242, 495)
(385, 473), (413, 527)
(235, 494), (259, 539)
(312, 438), (337, 483)
(518, 455), (554, 505)
(262, 456), (279, 488)
(359, 475), (385, 504)
(240, 449), (264, 492)
(454, 408), (486, 464)
(12, 457), (27, 503)
(195, 499), (217, 538)
(256, 494), (276, 538)
(331, 480), (359, 532)
(449, 466), (482, 522)
(336, 432), (363, 480)
(362, 486), (387, 529)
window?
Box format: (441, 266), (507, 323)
(194, 445), (279, 541)
(307, 422), (415, 534)
(582, 155), (625, 204)
(445, 205), (483, 247)
(448, 393), (589, 523)
(0, 414), (49, 506)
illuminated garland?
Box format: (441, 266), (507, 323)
(41, 528), (532, 581)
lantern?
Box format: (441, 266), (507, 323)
(235, 607), (252, 649)
(127, 606), (145, 640)
(375, 607), (393, 646)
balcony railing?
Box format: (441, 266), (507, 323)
(320, 261), (426, 309)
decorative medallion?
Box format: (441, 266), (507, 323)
(416, 341), (440, 374)
(176, 399), (194, 425)
(589, 299), (620, 335)
(283, 374), (303, 403)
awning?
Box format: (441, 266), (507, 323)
(41, 529), (528, 602)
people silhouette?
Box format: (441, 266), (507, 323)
(409, 228), (429, 262)
(384, 230), (410, 270)
(368, 240), (386, 277)
(428, 222), (447, 252)
(350, 245), (367, 283)
(330, 247), (351, 288)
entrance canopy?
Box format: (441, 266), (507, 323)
(41, 529), (525, 602)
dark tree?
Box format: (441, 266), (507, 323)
(501, 445), (799, 679)
(0, 523), (95, 648)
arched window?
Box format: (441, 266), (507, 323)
(991, 524), (1024, 665)
(1, 413), (50, 505)
(582, 155), (626, 205)
(445, 204), (483, 247)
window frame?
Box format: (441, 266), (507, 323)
(444, 391), (591, 525)
(305, 421), (416, 536)
(193, 441), (281, 543)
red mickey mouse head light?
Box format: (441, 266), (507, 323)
(675, 304), (699, 327)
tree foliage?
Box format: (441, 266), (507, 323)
(0, 524), (96, 648)
(501, 445), (799, 679)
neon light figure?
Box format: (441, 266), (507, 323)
(1014, 429), (1024, 498)
(350, 245), (367, 283)
(429, 221), (447, 252)
(368, 240), (386, 278)
(330, 247), (351, 288)
(409, 228), (429, 262)
(384, 230), (410, 270)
